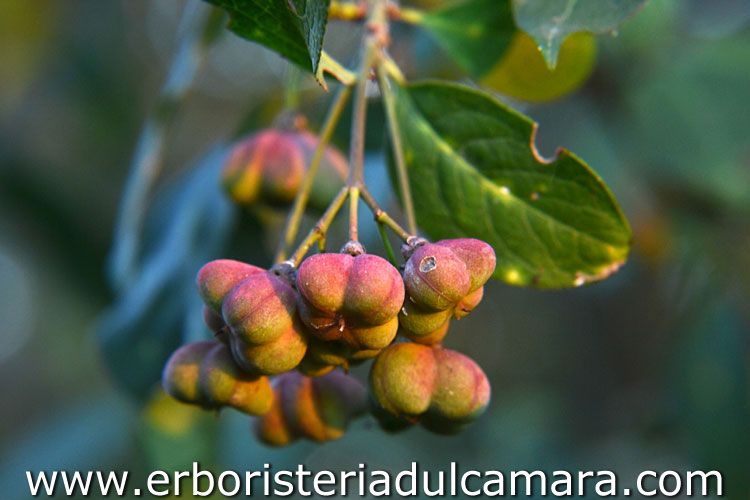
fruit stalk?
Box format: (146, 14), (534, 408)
(377, 60), (417, 236)
(274, 84), (353, 263)
(360, 187), (411, 242)
(288, 186), (350, 266)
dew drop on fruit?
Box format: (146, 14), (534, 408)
(420, 256), (437, 273)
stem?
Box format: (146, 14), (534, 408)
(274, 84), (353, 263)
(108, 2), (223, 289)
(349, 186), (360, 241)
(347, 42), (378, 189)
(376, 61), (418, 235)
(343, 0), (388, 244)
(289, 186), (350, 266)
(282, 64), (302, 111)
(377, 221), (399, 266)
(360, 187), (411, 242)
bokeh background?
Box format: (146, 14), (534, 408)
(0, 0), (748, 498)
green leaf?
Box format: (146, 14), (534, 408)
(512, 0), (645, 67)
(204, 0), (330, 77)
(421, 0), (515, 78)
(388, 80), (631, 289)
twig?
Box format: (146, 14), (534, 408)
(376, 61), (418, 235)
(360, 187), (411, 242)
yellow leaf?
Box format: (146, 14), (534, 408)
(482, 31), (596, 102)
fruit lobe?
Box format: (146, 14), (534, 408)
(162, 341), (273, 416)
(197, 260), (264, 314)
(403, 244), (471, 311)
(255, 371), (366, 446)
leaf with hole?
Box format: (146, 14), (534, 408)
(387, 79), (631, 289)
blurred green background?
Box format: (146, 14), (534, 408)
(0, 0), (748, 498)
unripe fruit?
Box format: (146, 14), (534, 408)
(297, 356), (336, 378)
(255, 371), (366, 446)
(222, 129), (346, 209)
(453, 286), (484, 320)
(229, 323), (308, 375)
(422, 348), (491, 433)
(369, 343), (437, 417)
(401, 238), (495, 333)
(255, 387), (296, 446)
(222, 130), (304, 205)
(435, 239), (496, 294)
(162, 341), (273, 416)
(297, 253), (404, 350)
(199, 342), (274, 416)
(162, 341), (213, 407)
(197, 260), (264, 314)
(222, 271), (308, 375)
(405, 318), (451, 346)
(202, 305), (228, 344)
(403, 244), (471, 311)
(398, 298), (452, 344)
(369, 343), (491, 433)
(222, 272), (296, 345)
(299, 337), (380, 375)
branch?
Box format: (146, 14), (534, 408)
(108, 2), (223, 289)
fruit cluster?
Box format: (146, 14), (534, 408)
(162, 237), (496, 444)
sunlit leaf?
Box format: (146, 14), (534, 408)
(388, 80), (631, 288)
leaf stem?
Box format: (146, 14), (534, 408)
(376, 61), (418, 235)
(274, 83), (353, 264)
(317, 51), (357, 89)
(282, 63), (302, 111)
(377, 221), (399, 266)
(289, 186), (350, 266)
